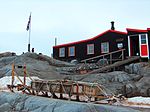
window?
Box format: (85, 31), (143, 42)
(87, 44), (94, 54)
(59, 47), (65, 57)
(141, 34), (146, 44)
(68, 46), (75, 56)
(101, 42), (109, 53)
(117, 43), (123, 49)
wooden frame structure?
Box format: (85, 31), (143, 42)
(7, 64), (130, 104)
(7, 63), (32, 94)
(7, 64), (112, 102)
(31, 79), (110, 101)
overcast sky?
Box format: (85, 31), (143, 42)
(0, 0), (150, 56)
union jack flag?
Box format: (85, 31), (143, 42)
(26, 14), (31, 31)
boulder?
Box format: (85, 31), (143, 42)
(135, 77), (150, 96)
(125, 63), (140, 74)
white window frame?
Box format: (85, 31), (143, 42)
(68, 46), (75, 56)
(101, 42), (109, 53)
(139, 34), (149, 58)
(87, 44), (94, 55)
(59, 47), (65, 57)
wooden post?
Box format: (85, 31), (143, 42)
(103, 56), (105, 66)
(76, 85), (79, 101)
(11, 63), (15, 86)
(60, 84), (63, 99)
(110, 53), (112, 64)
(23, 64), (27, 86)
(68, 85), (73, 101)
(95, 97), (98, 101)
(122, 49), (124, 60)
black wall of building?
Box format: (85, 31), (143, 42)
(53, 31), (128, 62)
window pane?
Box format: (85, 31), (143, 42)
(101, 42), (109, 53)
(87, 44), (94, 54)
(69, 47), (75, 56)
(117, 43), (123, 49)
(59, 47), (65, 57)
(141, 34), (146, 44)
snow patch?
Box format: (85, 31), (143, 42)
(0, 76), (40, 88)
(118, 97), (150, 108)
(127, 96), (150, 105)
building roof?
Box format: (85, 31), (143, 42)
(126, 28), (148, 33)
(53, 29), (127, 48)
(147, 28), (150, 31)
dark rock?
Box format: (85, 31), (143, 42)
(135, 77), (150, 96)
(0, 92), (140, 112)
(0, 103), (12, 112)
(0, 52), (16, 58)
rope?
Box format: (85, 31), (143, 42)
(97, 83), (115, 96)
(96, 85), (108, 97)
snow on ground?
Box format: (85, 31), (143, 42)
(0, 76), (40, 89)
(119, 97), (150, 108)
(128, 96), (150, 105)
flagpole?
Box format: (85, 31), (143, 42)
(28, 32), (30, 52)
(28, 12), (31, 52)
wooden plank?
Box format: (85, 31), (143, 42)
(87, 56), (140, 74)
(81, 49), (125, 63)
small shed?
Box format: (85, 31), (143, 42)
(127, 28), (150, 59)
